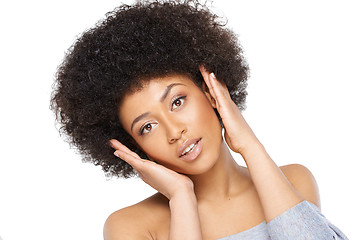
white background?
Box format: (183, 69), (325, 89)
(0, 0), (359, 239)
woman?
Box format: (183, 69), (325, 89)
(51, 1), (348, 239)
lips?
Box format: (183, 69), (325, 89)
(177, 138), (202, 162)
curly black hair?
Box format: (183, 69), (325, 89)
(51, 0), (249, 178)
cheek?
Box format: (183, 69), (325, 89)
(137, 133), (167, 159)
(135, 129), (175, 165)
(192, 96), (221, 130)
(193, 96), (223, 153)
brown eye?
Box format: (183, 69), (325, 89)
(174, 99), (182, 106)
(140, 123), (156, 135)
(171, 96), (186, 110)
(145, 124), (152, 131)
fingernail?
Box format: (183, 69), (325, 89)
(114, 151), (119, 158)
(210, 73), (216, 79)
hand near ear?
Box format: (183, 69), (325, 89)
(199, 66), (259, 155)
(109, 139), (194, 200)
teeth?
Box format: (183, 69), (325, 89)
(181, 142), (196, 156)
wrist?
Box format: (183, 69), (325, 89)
(237, 137), (265, 156)
(168, 185), (201, 239)
(169, 186), (197, 206)
(238, 141), (270, 166)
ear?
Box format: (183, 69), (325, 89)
(202, 81), (217, 108)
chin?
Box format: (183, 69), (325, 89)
(179, 148), (221, 176)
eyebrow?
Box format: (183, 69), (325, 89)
(130, 112), (150, 132)
(130, 83), (184, 132)
(159, 83), (184, 102)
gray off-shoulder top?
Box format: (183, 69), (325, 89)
(218, 201), (348, 240)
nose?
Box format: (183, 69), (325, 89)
(163, 114), (187, 144)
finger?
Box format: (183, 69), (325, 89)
(114, 150), (163, 183)
(109, 139), (140, 159)
(199, 66), (216, 98)
(113, 148), (152, 182)
(114, 149), (145, 169)
(209, 73), (230, 97)
(208, 73), (231, 108)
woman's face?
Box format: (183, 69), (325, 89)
(119, 74), (223, 175)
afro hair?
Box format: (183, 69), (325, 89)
(51, 0), (249, 178)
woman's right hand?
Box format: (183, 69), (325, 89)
(109, 139), (195, 200)
(110, 139), (202, 239)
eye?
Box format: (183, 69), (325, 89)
(140, 123), (156, 135)
(171, 96), (186, 110)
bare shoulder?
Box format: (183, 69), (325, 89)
(104, 193), (170, 240)
(280, 164), (321, 208)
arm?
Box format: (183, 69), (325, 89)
(169, 188), (202, 240)
(200, 68), (318, 221)
(109, 140), (202, 240)
(239, 143), (308, 221)
(200, 68), (348, 239)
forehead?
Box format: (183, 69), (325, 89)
(123, 74), (196, 103)
(118, 74), (198, 126)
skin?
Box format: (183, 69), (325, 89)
(104, 67), (320, 240)
(118, 74), (223, 176)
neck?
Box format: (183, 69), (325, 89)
(188, 139), (250, 202)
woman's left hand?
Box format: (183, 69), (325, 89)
(200, 67), (260, 154)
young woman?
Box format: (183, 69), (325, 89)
(51, 1), (348, 239)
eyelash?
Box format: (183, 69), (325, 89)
(139, 122), (156, 136)
(139, 95), (187, 136)
(170, 95), (186, 110)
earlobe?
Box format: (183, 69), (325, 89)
(202, 82), (217, 108)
